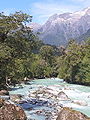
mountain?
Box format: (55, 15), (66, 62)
(33, 7), (90, 46)
(76, 29), (90, 42)
(28, 22), (41, 32)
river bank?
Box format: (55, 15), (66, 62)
(5, 78), (89, 120)
(0, 78), (90, 119)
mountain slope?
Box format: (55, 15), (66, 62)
(76, 29), (90, 42)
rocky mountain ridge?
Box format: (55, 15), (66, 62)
(30, 7), (90, 46)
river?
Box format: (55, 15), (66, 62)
(9, 78), (90, 120)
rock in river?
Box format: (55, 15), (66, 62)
(0, 98), (27, 120)
(56, 107), (90, 120)
(10, 94), (23, 103)
(58, 91), (70, 101)
(72, 100), (88, 106)
(0, 90), (9, 96)
(0, 90), (10, 100)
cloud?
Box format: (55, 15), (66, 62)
(30, 2), (79, 23)
(70, 0), (90, 6)
(32, 2), (77, 13)
(71, 0), (85, 1)
(30, 0), (90, 24)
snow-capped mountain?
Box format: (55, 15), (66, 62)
(33, 7), (90, 46)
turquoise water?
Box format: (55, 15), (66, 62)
(9, 78), (90, 119)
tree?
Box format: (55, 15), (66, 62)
(0, 11), (36, 86)
(58, 40), (85, 83)
(75, 38), (90, 85)
(39, 45), (55, 66)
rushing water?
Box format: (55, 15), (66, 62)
(9, 78), (90, 120)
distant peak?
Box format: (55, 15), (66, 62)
(83, 7), (90, 11)
(72, 7), (90, 18)
(48, 14), (58, 21)
(59, 12), (71, 19)
(28, 22), (41, 31)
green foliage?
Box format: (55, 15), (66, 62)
(0, 11), (39, 85)
(75, 38), (90, 85)
(58, 39), (90, 85)
(39, 45), (55, 66)
(29, 55), (54, 78)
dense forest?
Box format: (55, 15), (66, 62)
(0, 11), (90, 89)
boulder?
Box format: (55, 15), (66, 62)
(10, 94), (23, 103)
(88, 95), (90, 98)
(72, 100), (88, 106)
(64, 87), (74, 90)
(0, 90), (9, 96)
(56, 107), (90, 120)
(0, 98), (5, 107)
(58, 91), (70, 101)
(0, 98), (27, 120)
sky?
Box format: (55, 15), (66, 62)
(0, 0), (90, 24)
